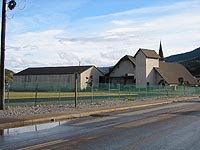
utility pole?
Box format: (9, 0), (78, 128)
(0, 0), (16, 110)
(0, 0), (7, 110)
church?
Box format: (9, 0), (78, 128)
(108, 42), (198, 86)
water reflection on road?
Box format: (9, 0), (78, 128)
(0, 121), (68, 136)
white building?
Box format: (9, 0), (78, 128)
(13, 66), (104, 91)
(108, 48), (198, 87)
(108, 55), (136, 85)
(135, 48), (160, 86)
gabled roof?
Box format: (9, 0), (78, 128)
(134, 48), (161, 59)
(108, 55), (135, 75)
(15, 66), (94, 76)
(121, 55), (136, 64)
(154, 61), (199, 85)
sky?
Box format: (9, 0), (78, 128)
(1, 0), (200, 72)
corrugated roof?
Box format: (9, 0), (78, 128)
(135, 48), (161, 59)
(15, 66), (93, 76)
(155, 61), (198, 85)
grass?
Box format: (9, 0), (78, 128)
(5, 91), (138, 100)
(4, 87), (197, 101)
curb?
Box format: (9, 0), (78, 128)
(0, 97), (196, 130)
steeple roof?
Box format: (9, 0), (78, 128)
(159, 41), (164, 60)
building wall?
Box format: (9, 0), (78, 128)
(80, 66), (104, 89)
(109, 60), (135, 77)
(154, 70), (168, 86)
(12, 74), (77, 91)
(13, 66), (103, 91)
(109, 60), (135, 85)
(146, 58), (159, 85)
(136, 51), (147, 86)
(136, 50), (160, 86)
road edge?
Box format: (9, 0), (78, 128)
(0, 97), (197, 130)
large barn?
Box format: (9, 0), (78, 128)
(13, 66), (104, 91)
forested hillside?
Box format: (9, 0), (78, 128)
(165, 47), (200, 62)
(165, 47), (200, 77)
(180, 57), (200, 77)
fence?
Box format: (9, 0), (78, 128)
(5, 81), (200, 106)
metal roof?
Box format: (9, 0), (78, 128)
(135, 48), (161, 59)
(155, 61), (199, 85)
(15, 66), (93, 76)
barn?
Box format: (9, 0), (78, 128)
(13, 66), (104, 91)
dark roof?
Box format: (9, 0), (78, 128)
(159, 41), (164, 60)
(134, 48), (161, 59)
(154, 61), (199, 85)
(108, 55), (135, 75)
(123, 55), (136, 64)
(15, 66), (93, 76)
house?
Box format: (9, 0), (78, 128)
(108, 55), (136, 85)
(13, 66), (104, 91)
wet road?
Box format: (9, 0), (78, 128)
(1, 98), (200, 150)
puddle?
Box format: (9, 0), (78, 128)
(0, 121), (68, 136)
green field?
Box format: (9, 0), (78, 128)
(4, 85), (200, 106)
(5, 91), (138, 99)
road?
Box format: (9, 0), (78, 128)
(1, 98), (200, 150)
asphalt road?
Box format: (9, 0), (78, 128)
(1, 98), (200, 150)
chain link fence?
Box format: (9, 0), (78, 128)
(5, 81), (200, 107)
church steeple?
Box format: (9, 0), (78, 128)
(159, 41), (164, 61)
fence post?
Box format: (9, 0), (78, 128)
(91, 83), (94, 103)
(108, 81), (110, 100)
(146, 86), (148, 97)
(166, 86), (169, 97)
(6, 82), (10, 108)
(34, 84), (38, 107)
(74, 73), (78, 108)
(58, 82), (61, 105)
(118, 84), (120, 99)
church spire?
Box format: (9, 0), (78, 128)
(159, 41), (164, 61)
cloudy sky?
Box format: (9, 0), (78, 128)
(1, 0), (200, 72)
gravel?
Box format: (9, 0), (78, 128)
(0, 99), (134, 118)
(0, 96), (197, 118)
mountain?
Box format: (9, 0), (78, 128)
(165, 47), (200, 77)
(165, 47), (200, 62)
(179, 56), (200, 77)
(98, 66), (113, 75)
